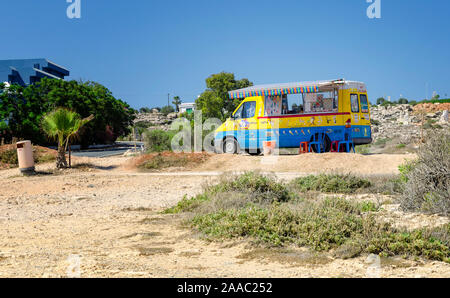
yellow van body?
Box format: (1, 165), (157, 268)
(214, 80), (372, 153)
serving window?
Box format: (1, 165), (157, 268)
(263, 89), (338, 117)
(303, 91), (338, 113)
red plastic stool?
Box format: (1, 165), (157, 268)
(331, 141), (339, 153)
(299, 142), (309, 154)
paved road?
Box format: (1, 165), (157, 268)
(71, 142), (144, 158)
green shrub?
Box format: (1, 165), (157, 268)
(291, 174), (371, 194)
(398, 161), (416, 183)
(367, 226), (450, 261)
(374, 138), (391, 147)
(144, 130), (176, 152)
(209, 172), (295, 203)
(139, 153), (188, 170)
(417, 99), (450, 104)
(0, 149), (18, 165)
(381, 101), (397, 107)
(166, 172), (450, 262)
(356, 145), (371, 154)
(165, 172), (296, 215)
(164, 194), (210, 214)
(160, 105), (175, 116)
(191, 196), (449, 261)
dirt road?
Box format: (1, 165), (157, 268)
(1, 153), (449, 278)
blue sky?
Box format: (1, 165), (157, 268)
(1, 0), (449, 108)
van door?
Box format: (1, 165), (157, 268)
(358, 93), (372, 141)
(350, 93), (371, 143)
(240, 101), (258, 150)
(229, 101), (257, 150)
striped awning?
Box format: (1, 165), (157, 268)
(228, 80), (343, 100)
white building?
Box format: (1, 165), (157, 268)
(179, 102), (196, 114)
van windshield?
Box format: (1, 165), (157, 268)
(234, 101), (256, 119)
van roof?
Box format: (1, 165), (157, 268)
(228, 79), (365, 99)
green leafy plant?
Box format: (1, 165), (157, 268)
(0, 78), (135, 147)
(42, 108), (93, 169)
(166, 172), (450, 262)
(144, 130), (176, 152)
(291, 174), (372, 194)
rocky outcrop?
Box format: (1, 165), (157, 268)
(133, 111), (178, 131)
(370, 104), (449, 144)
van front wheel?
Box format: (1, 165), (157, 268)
(223, 138), (239, 154)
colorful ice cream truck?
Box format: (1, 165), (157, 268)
(214, 79), (372, 154)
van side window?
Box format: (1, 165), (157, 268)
(360, 94), (369, 113)
(242, 101), (256, 119)
(350, 94), (359, 113)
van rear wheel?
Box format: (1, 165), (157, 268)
(223, 138), (239, 154)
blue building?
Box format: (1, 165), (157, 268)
(0, 58), (70, 86)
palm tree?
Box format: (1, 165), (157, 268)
(172, 96), (182, 112)
(42, 108), (94, 169)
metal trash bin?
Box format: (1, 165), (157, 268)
(17, 141), (35, 174)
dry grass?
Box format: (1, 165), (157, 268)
(237, 248), (333, 267)
(136, 246), (174, 256)
(131, 151), (210, 171)
(399, 131), (450, 215)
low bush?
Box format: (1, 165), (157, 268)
(0, 149), (18, 165)
(399, 131), (450, 215)
(166, 172), (450, 262)
(166, 172), (296, 214)
(164, 194), (210, 214)
(290, 174), (372, 194)
(373, 138), (391, 147)
(209, 172), (295, 203)
(144, 130), (176, 152)
(356, 145), (371, 155)
(137, 152), (209, 171)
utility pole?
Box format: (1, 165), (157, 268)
(168, 93), (170, 107)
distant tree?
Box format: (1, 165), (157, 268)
(160, 105), (175, 116)
(398, 98), (409, 104)
(196, 72), (253, 120)
(432, 94), (440, 100)
(376, 97), (386, 105)
(195, 90), (224, 119)
(172, 96), (182, 112)
(139, 107), (151, 113)
(0, 78), (135, 147)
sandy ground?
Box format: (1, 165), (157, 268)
(0, 153), (449, 278)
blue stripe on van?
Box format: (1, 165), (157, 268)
(215, 125), (372, 150)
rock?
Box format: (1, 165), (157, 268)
(167, 113), (178, 120)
